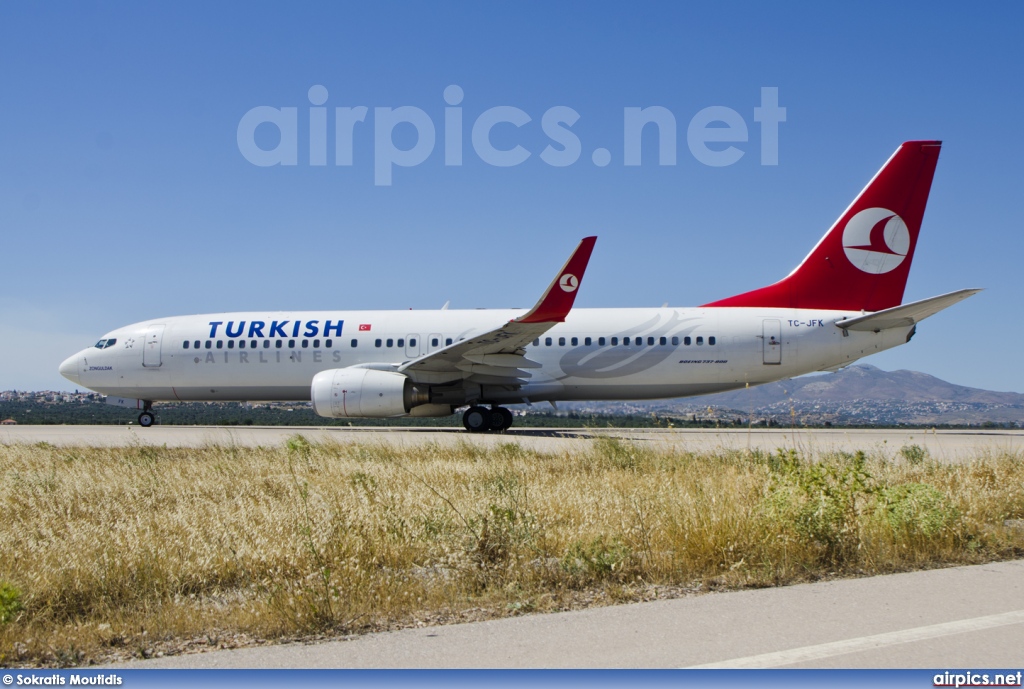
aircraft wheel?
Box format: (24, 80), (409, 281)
(495, 407), (513, 432)
(462, 406), (489, 433)
(138, 411), (155, 427)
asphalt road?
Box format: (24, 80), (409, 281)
(112, 559), (1024, 668)
(3, 425), (1022, 461)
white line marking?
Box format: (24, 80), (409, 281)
(686, 609), (1024, 668)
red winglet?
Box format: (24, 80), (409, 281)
(517, 236), (597, 323)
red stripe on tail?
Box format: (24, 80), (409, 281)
(704, 140), (941, 312)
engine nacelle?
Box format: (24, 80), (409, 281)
(310, 368), (430, 418)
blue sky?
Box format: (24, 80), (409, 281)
(2, 1), (1022, 393)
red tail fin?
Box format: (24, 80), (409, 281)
(704, 140), (941, 312)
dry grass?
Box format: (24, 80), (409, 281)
(1, 436), (1022, 666)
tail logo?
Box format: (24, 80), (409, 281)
(842, 207), (910, 274)
(559, 273), (579, 292)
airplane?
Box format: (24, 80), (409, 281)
(59, 140), (979, 432)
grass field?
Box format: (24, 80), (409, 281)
(1, 436), (1022, 667)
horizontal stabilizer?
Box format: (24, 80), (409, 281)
(835, 288), (981, 332)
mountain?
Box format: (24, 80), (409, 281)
(698, 365), (1024, 407)
(561, 365), (1024, 426)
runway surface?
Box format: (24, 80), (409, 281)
(3, 425), (1022, 461)
(113, 559), (1024, 668)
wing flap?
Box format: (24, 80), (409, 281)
(835, 288), (981, 332)
(464, 353), (543, 368)
(455, 362), (533, 378)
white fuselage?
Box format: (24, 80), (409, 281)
(60, 307), (910, 407)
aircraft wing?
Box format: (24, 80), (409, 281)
(834, 288), (982, 332)
(398, 237), (597, 385)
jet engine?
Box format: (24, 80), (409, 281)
(310, 367), (434, 418)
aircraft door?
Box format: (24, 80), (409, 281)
(405, 334), (420, 359)
(428, 333), (442, 353)
(143, 325), (165, 368)
(762, 319), (781, 365)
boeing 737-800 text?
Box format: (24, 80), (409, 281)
(60, 141), (979, 431)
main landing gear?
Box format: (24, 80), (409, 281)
(462, 405), (513, 433)
(137, 401), (156, 428)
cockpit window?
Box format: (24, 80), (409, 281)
(94, 338), (117, 349)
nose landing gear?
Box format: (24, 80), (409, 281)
(462, 405), (514, 433)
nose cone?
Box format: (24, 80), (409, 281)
(59, 354), (81, 385)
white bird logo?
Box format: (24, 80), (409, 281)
(842, 207), (910, 274)
(559, 273), (579, 292)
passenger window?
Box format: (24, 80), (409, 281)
(183, 341), (189, 349)
(545, 337), (552, 346)
(559, 337), (566, 346)
(386, 339), (394, 347)
(659, 336), (666, 346)
(671, 336), (679, 346)
(351, 339), (358, 348)
(533, 339), (540, 347)
(585, 337), (592, 346)
(228, 340), (235, 349)
(409, 338), (416, 347)
(276, 340), (283, 348)
(684, 337), (691, 345)
(205, 341), (212, 349)
(288, 339), (295, 348)
(239, 340), (246, 349)
(194, 340), (201, 349)
(598, 337), (606, 346)
(397, 338), (404, 347)
(302, 340), (309, 348)
(263, 340), (270, 349)
(571, 337), (578, 346)
(375, 339), (382, 348)
(696, 336), (704, 345)
(611, 337), (618, 345)
(251, 340), (258, 349)
(216, 341), (223, 349)
(624, 337), (631, 346)
(446, 338), (453, 346)
(314, 339), (321, 348)
(648, 337), (655, 346)
(709, 336), (716, 345)
(325, 339), (332, 348)
(432, 338), (440, 347)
